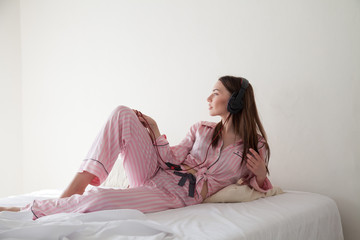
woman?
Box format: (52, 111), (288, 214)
(0, 76), (272, 219)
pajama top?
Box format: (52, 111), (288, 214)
(155, 121), (273, 200)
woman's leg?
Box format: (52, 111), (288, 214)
(0, 207), (20, 212)
(1, 105), (163, 215)
(60, 171), (96, 198)
(61, 105), (160, 197)
(28, 186), (184, 219)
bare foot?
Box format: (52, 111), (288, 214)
(0, 206), (20, 212)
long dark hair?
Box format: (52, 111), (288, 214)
(212, 76), (270, 174)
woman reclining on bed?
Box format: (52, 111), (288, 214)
(0, 75), (272, 219)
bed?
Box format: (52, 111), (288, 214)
(0, 188), (343, 240)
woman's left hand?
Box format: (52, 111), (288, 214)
(246, 148), (267, 181)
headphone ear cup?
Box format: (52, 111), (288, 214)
(227, 77), (249, 114)
(227, 91), (243, 114)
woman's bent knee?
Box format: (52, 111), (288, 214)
(111, 105), (137, 121)
(112, 105), (133, 116)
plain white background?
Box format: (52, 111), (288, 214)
(1, 0), (359, 239)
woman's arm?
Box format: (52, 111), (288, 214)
(154, 122), (200, 166)
(246, 148), (267, 187)
(246, 146), (273, 192)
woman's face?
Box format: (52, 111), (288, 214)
(207, 80), (231, 117)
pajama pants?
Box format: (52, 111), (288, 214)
(22, 105), (201, 219)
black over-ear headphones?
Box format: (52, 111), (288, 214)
(227, 78), (249, 114)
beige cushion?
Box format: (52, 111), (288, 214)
(203, 182), (284, 203)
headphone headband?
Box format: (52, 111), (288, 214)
(227, 78), (249, 114)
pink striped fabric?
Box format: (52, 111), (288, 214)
(155, 121), (273, 198)
(22, 105), (272, 219)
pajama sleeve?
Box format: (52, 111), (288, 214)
(248, 138), (273, 193)
(155, 122), (200, 166)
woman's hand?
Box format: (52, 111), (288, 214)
(133, 110), (161, 140)
(134, 110), (157, 127)
(246, 148), (267, 187)
(180, 164), (209, 200)
(181, 164), (197, 175)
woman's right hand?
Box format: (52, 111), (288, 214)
(134, 110), (157, 127)
(181, 164), (208, 200)
(181, 164), (197, 175)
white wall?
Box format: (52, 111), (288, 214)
(2, 0), (359, 239)
(0, 0), (22, 197)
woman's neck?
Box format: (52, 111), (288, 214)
(221, 115), (235, 135)
(221, 115), (241, 141)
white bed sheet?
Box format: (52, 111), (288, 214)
(147, 191), (344, 240)
(0, 190), (343, 240)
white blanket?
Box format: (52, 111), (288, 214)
(0, 209), (173, 240)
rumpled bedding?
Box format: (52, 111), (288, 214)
(0, 189), (344, 240)
(0, 209), (173, 240)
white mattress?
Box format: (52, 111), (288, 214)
(0, 189), (343, 240)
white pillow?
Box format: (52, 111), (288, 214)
(204, 182), (283, 203)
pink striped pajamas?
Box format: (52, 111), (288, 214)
(22, 105), (272, 219)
